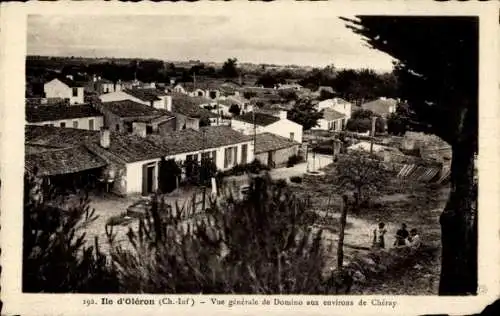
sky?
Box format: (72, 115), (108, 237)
(27, 14), (395, 71)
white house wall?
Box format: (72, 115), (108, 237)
(231, 119), (266, 135)
(164, 141), (254, 172)
(44, 79), (84, 104)
(27, 116), (104, 131)
(265, 120), (303, 143)
(125, 158), (160, 195)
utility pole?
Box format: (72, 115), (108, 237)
(370, 116), (377, 155)
(253, 110), (257, 156)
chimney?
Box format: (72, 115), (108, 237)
(66, 74), (74, 81)
(165, 95), (172, 112)
(132, 122), (147, 138)
(100, 128), (110, 149)
(278, 110), (287, 120)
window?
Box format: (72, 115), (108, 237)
(72, 88), (78, 97)
(241, 144), (248, 164)
(126, 122), (133, 133)
(146, 125), (153, 134)
(224, 147), (233, 168)
(115, 124), (119, 132)
(73, 120), (79, 128)
(89, 119), (95, 131)
(333, 121), (337, 131)
(233, 147), (238, 165)
(212, 150), (217, 164)
(290, 132), (295, 141)
(202, 151), (211, 161)
(60, 121), (66, 128)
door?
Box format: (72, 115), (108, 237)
(268, 151), (275, 168)
(241, 144), (248, 164)
(142, 163), (156, 195)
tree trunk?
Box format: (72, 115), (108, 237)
(439, 139), (477, 295)
(337, 195), (349, 270)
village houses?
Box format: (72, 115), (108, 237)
(25, 124), (254, 196)
(231, 110), (303, 143)
(44, 76), (85, 105)
(25, 102), (104, 130)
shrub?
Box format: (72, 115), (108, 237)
(289, 176), (303, 183)
(287, 154), (305, 167)
(221, 159), (270, 177)
(107, 175), (330, 294)
(23, 172), (119, 293)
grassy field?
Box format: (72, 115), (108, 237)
(289, 163), (450, 294)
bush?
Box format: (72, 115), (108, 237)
(287, 154), (305, 167)
(221, 159), (270, 177)
(23, 173), (119, 293)
(108, 176), (330, 294)
(289, 176), (303, 183)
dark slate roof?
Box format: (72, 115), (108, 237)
(123, 88), (164, 101)
(234, 112), (280, 126)
(254, 133), (300, 154)
(146, 126), (252, 156)
(101, 100), (174, 120)
(322, 108), (346, 121)
(25, 125), (100, 147)
(361, 98), (397, 116)
(26, 104), (102, 123)
(171, 94), (217, 118)
(25, 145), (106, 176)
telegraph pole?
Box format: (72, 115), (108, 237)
(370, 116), (377, 155)
(253, 110), (257, 155)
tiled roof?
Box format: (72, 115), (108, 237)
(234, 112), (280, 126)
(25, 145), (107, 176)
(26, 104), (102, 123)
(361, 98), (397, 116)
(254, 133), (299, 154)
(25, 125), (100, 147)
(86, 132), (165, 163)
(322, 108), (346, 121)
(123, 88), (165, 101)
(171, 94), (217, 118)
(101, 100), (174, 120)
(146, 126), (252, 156)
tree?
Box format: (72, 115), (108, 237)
(345, 109), (385, 134)
(23, 172), (118, 293)
(228, 104), (241, 116)
(343, 16), (478, 295)
(387, 102), (413, 136)
(335, 152), (389, 208)
(221, 58), (239, 78)
(288, 98), (324, 130)
(108, 175), (330, 293)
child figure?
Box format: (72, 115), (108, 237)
(372, 222), (387, 249)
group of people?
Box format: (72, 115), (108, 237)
(372, 222), (421, 249)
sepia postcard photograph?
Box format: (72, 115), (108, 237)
(1, 1), (499, 316)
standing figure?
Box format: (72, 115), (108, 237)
(372, 222), (387, 249)
(394, 223), (409, 247)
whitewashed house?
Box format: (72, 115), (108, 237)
(99, 88), (172, 110)
(316, 108), (347, 131)
(231, 110), (303, 143)
(44, 77), (84, 105)
(26, 103), (104, 131)
(317, 98), (352, 120)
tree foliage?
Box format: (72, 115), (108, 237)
(335, 152), (389, 208)
(345, 110), (385, 134)
(342, 15), (478, 295)
(221, 58), (239, 78)
(288, 98), (324, 130)
(108, 175), (329, 294)
(228, 104), (241, 116)
(23, 172), (118, 293)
